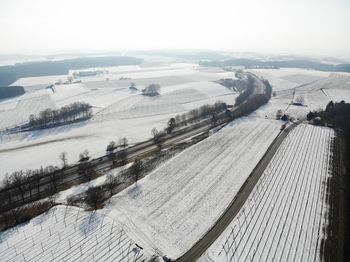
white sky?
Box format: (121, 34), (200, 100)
(0, 0), (349, 58)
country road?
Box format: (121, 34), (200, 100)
(175, 122), (298, 262)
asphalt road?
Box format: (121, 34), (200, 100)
(174, 123), (298, 262)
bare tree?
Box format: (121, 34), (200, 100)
(48, 171), (59, 193)
(119, 137), (128, 148)
(166, 118), (176, 134)
(151, 128), (166, 150)
(276, 109), (283, 119)
(10, 171), (25, 202)
(106, 174), (120, 198)
(59, 152), (68, 168)
(151, 128), (158, 138)
(210, 112), (218, 126)
(79, 149), (90, 162)
(2, 175), (12, 204)
(10, 207), (22, 225)
(130, 159), (143, 185)
(106, 141), (116, 153)
(85, 186), (105, 210)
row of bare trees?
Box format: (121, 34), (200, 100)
(28, 102), (92, 129)
(106, 137), (128, 154)
(173, 100), (227, 127)
(0, 165), (60, 213)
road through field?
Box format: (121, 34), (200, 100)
(175, 122), (297, 262)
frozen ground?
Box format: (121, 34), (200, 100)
(0, 205), (148, 261)
(323, 88), (350, 103)
(248, 69), (350, 120)
(105, 117), (283, 259)
(0, 94), (57, 129)
(248, 68), (329, 91)
(0, 63), (238, 176)
(201, 124), (334, 262)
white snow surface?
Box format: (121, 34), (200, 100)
(0, 205), (148, 261)
(249, 69), (350, 120)
(105, 117), (282, 259)
(201, 124), (334, 262)
(0, 63), (238, 176)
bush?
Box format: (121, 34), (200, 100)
(142, 84), (160, 96)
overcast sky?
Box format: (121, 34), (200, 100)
(0, 0), (349, 58)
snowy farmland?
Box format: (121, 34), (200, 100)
(105, 117), (283, 259)
(0, 63), (238, 176)
(0, 205), (147, 262)
(201, 124), (334, 262)
(248, 69), (350, 120)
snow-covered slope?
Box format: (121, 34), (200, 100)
(0, 63), (238, 176)
(0, 206), (148, 262)
(201, 124), (334, 262)
(106, 117), (282, 259)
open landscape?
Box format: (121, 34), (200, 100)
(1, 58), (349, 261)
(1, 1), (349, 261)
(201, 124), (334, 262)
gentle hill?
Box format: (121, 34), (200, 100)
(0, 56), (143, 86)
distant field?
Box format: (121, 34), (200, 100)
(0, 94), (57, 129)
(248, 69), (350, 120)
(0, 63), (237, 175)
(202, 124), (334, 262)
(323, 88), (350, 103)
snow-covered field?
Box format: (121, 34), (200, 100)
(201, 124), (334, 262)
(0, 206), (147, 261)
(0, 94), (57, 129)
(248, 69), (350, 120)
(0, 63), (238, 176)
(105, 117), (283, 259)
(248, 68), (329, 91)
(323, 88), (350, 103)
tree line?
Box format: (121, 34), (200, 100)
(307, 100), (350, 260)
(172, 101), (228, 128)
(234, 75), (255, 106)
(28, 102), (92, 129)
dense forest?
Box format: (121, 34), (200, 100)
(0, 86), (25, 99)
(0, 56), (143, 86)
(28, 102), (92, 129)
(200, 59), (350, 73)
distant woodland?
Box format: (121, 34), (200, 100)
(0, 86), (25, 99)
(0, 56), (143, 86)
(200, 59), (350, 73)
